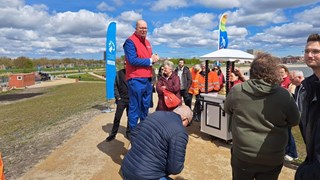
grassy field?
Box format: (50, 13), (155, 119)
(0, 82), (106, 178)
(0, 82), (105, 141)
(68, 73), (105, 81)
(292, 126), (307, 163)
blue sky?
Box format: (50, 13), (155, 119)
(0, 0), (319, 60)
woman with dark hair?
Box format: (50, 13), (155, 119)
(224, 52), (299, 180)
(213, 65), (225, 89)
(229, 68), (246, 88)
(157, 65), (164, 81)
(278, 64), (291, 89)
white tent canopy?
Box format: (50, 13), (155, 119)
(199, 49), (254, 62)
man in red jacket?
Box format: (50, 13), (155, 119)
(123, 19), (159, 139)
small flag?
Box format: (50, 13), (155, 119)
(105, 22), (116, 100)
(218, 13), (228, 49)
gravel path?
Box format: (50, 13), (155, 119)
(18, 95), (297, 180)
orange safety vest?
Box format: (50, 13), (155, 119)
(188, 67), (200, 95)
(198, 71), (220, 92)
(0, 153), (4, 180)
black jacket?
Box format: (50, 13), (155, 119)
(174, 66), (192, 91)
(114, 69), (129, 102)
(295, 74), (320, 180)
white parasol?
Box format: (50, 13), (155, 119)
(199, 48), (254, 62)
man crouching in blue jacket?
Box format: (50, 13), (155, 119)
(120, 105), (193, 180)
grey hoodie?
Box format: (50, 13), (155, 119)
(224, 79), (300, 166)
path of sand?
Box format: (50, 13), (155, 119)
(19, 90), (296, 180)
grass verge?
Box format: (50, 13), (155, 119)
(0, 82), (106, 178)
(68, 73), (104, 81)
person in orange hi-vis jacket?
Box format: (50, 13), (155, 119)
(0, 153), (5, 180)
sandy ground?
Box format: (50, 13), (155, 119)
(27, 78), (77, 88)
(18, 78), (297, 180)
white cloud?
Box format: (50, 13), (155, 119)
(0, 48), (10, 54)
(0, 4), (49, 30)
(264, 22), (315, 38)
(227, 9), (287, 26)
(112, 0), (123, 7)
(247, 22), (316, 53)
(97, 2), (115, 12)
(0, 0), (24, 8)
(227, 26), (248, 37)
(294, 6), (320, 27)
(194, 0), (240, 9)
(0, 28), (39, 40)
(46, 10), (107, 37)
(118, 11), (142, 22)
(151, 13), (216, 48)
(151, 0), (188, 11)
(116, 23), (135, 39)
(191, 13), (217, 29)
(239, 0), (319, 14)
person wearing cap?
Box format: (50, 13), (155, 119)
(120, 105), (193, 180)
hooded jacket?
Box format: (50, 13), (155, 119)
(224, 79), (300, 166)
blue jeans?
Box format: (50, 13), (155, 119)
(127, 78), (152, 129)
(285, 127), (298, 158)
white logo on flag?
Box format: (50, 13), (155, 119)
(108, 41), (115, 53)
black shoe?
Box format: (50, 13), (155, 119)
(106, 135), (115, 142)
(192, 116), (199, 122)
(125, 132), (131, 141)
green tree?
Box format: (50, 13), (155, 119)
(13, 56), (33, 69)
(0, 57), (13, 68)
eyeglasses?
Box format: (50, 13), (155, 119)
(304, 49), (320, 55)
(138, 27), (148, 30)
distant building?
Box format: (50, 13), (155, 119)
(246, 49), (264, 56)
(281, 55), (303, 64)
(0, 64), (6, 70)
(8, 73), (35, 89)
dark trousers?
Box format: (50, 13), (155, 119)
(192, 94), (203, 121)
(285, 127), (298, 158)
(109, 99), (130, 137)
(231, 155), (283, 180)
(180, 89), (192, 108)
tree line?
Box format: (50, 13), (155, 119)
(0, 56), (203, 70)
(0, 56), (105, 69)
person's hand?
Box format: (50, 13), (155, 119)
(116, 98), (121, 104)
(161, 86), (166, 90)
(151, 54), (159, 63)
